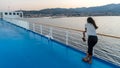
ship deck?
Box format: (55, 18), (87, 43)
(0, 19), (119, 68)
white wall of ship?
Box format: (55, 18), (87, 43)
(0, 11), (23, 18)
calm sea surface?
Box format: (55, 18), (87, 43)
(24, 16), (120, 37)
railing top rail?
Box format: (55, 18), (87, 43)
(34, 22), (120, 39)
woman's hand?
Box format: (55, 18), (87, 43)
(82, 37), (86, 42)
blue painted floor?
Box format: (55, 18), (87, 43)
(0, 20), (119, 68)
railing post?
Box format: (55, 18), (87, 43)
(33, 23), (35, 32)
(66, 30), (68, 45)
(40, 25), (42, 34)
(50, 27), (53, 38)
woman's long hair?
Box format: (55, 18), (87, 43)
(87, 17), (98, 29)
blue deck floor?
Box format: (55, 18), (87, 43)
(0, 20), (119, 68)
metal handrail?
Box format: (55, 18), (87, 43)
(33, 22), (120, 39)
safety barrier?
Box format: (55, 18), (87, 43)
(29, 22), (120, 66)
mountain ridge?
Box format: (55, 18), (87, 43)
(19, 3), (120, 17)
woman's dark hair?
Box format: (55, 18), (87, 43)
(87, 17), (98, 29)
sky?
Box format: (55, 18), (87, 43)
(0, 0), (120, 11)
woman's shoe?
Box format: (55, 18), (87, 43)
(82, 57), (89, 62)
(88, 57), (92, 64)
(82, 56), (92, 64)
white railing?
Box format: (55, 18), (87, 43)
(4, 18), (120, 66)
(29, 22), (120, 66)
(3, 18), (29, 30)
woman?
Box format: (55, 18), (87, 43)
(82, 17), (98, 64)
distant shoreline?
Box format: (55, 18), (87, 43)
(20, 4), (120, 18)
(23, 15), (120, 18)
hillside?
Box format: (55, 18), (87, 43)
(19, 3), (120, 17)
